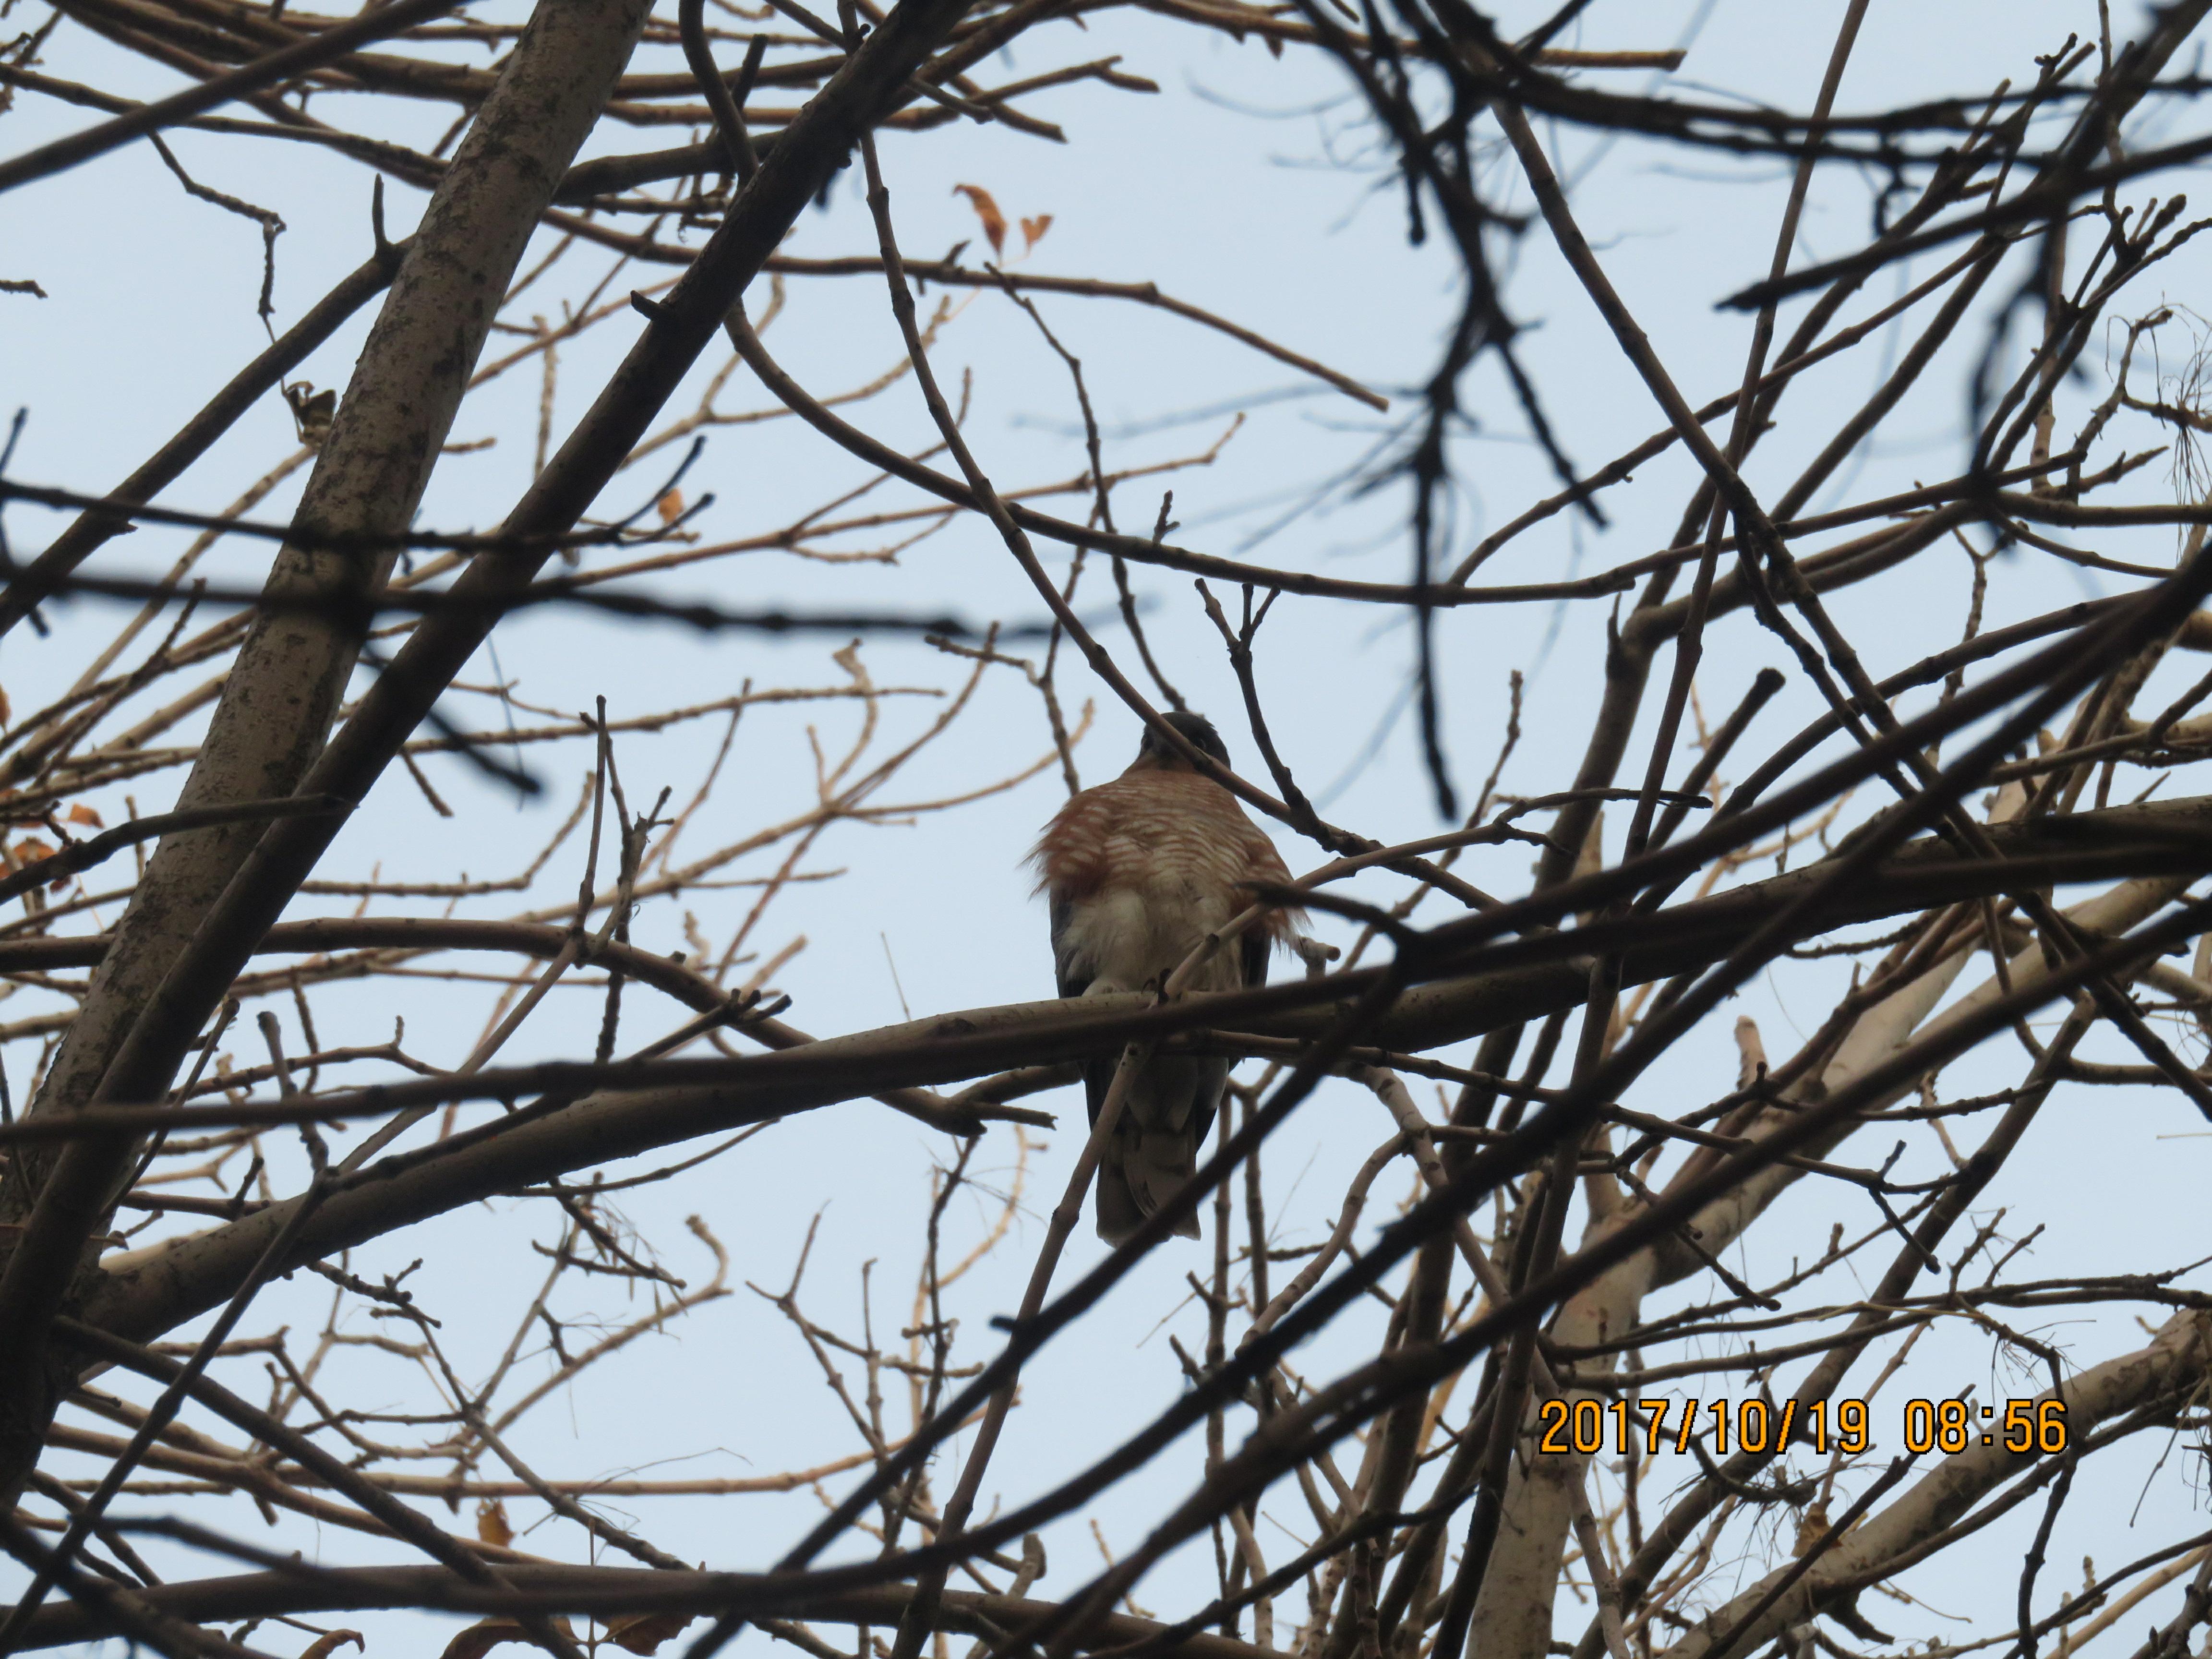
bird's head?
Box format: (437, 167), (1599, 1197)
(1128, 710), (1231, 775)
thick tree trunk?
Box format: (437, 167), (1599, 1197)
(0, 0), (658, 1504)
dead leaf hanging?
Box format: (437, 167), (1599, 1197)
(475, 1498), (514, 1548)
(282, 381), (337, 448)
(438, 1616), (576, 1659)
(951, 183), (1007, 254)
(606, 1611), (696, 1654)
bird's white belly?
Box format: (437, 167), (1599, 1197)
(1070, 878), (1244, 996)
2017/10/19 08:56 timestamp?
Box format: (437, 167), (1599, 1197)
(1535, 1397), (2071, 1458)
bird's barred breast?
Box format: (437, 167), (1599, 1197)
(1032, 772), (1298, 936)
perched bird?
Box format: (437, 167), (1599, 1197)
(1029, 712), (1300, 1243)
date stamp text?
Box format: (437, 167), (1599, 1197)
(1535, 1397), (2070, 1457)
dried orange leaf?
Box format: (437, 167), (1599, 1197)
(476, 1498), (513, 1548)
(437, 1620), (517, 1659)
(439, 1616), (575, 1659)
(1020, 214), (1053, 252)
(1792, 1505), (1828, 1556)
(952, 184), (1007, 254)
(65, 804), (103, 828)
(12, 839), (53, 865)
(656, 490), (685, 525)
(297, 1630), (365, 1659)
(607, 1612), (695, 1654)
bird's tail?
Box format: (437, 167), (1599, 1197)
(1089, 1054), (1226, 1245)
(1094, 1133), (1203, 1244)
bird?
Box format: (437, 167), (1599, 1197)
(1029, 711), (1301, 1244)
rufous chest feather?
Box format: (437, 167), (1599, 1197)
(1032, 771), (1294, 926)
